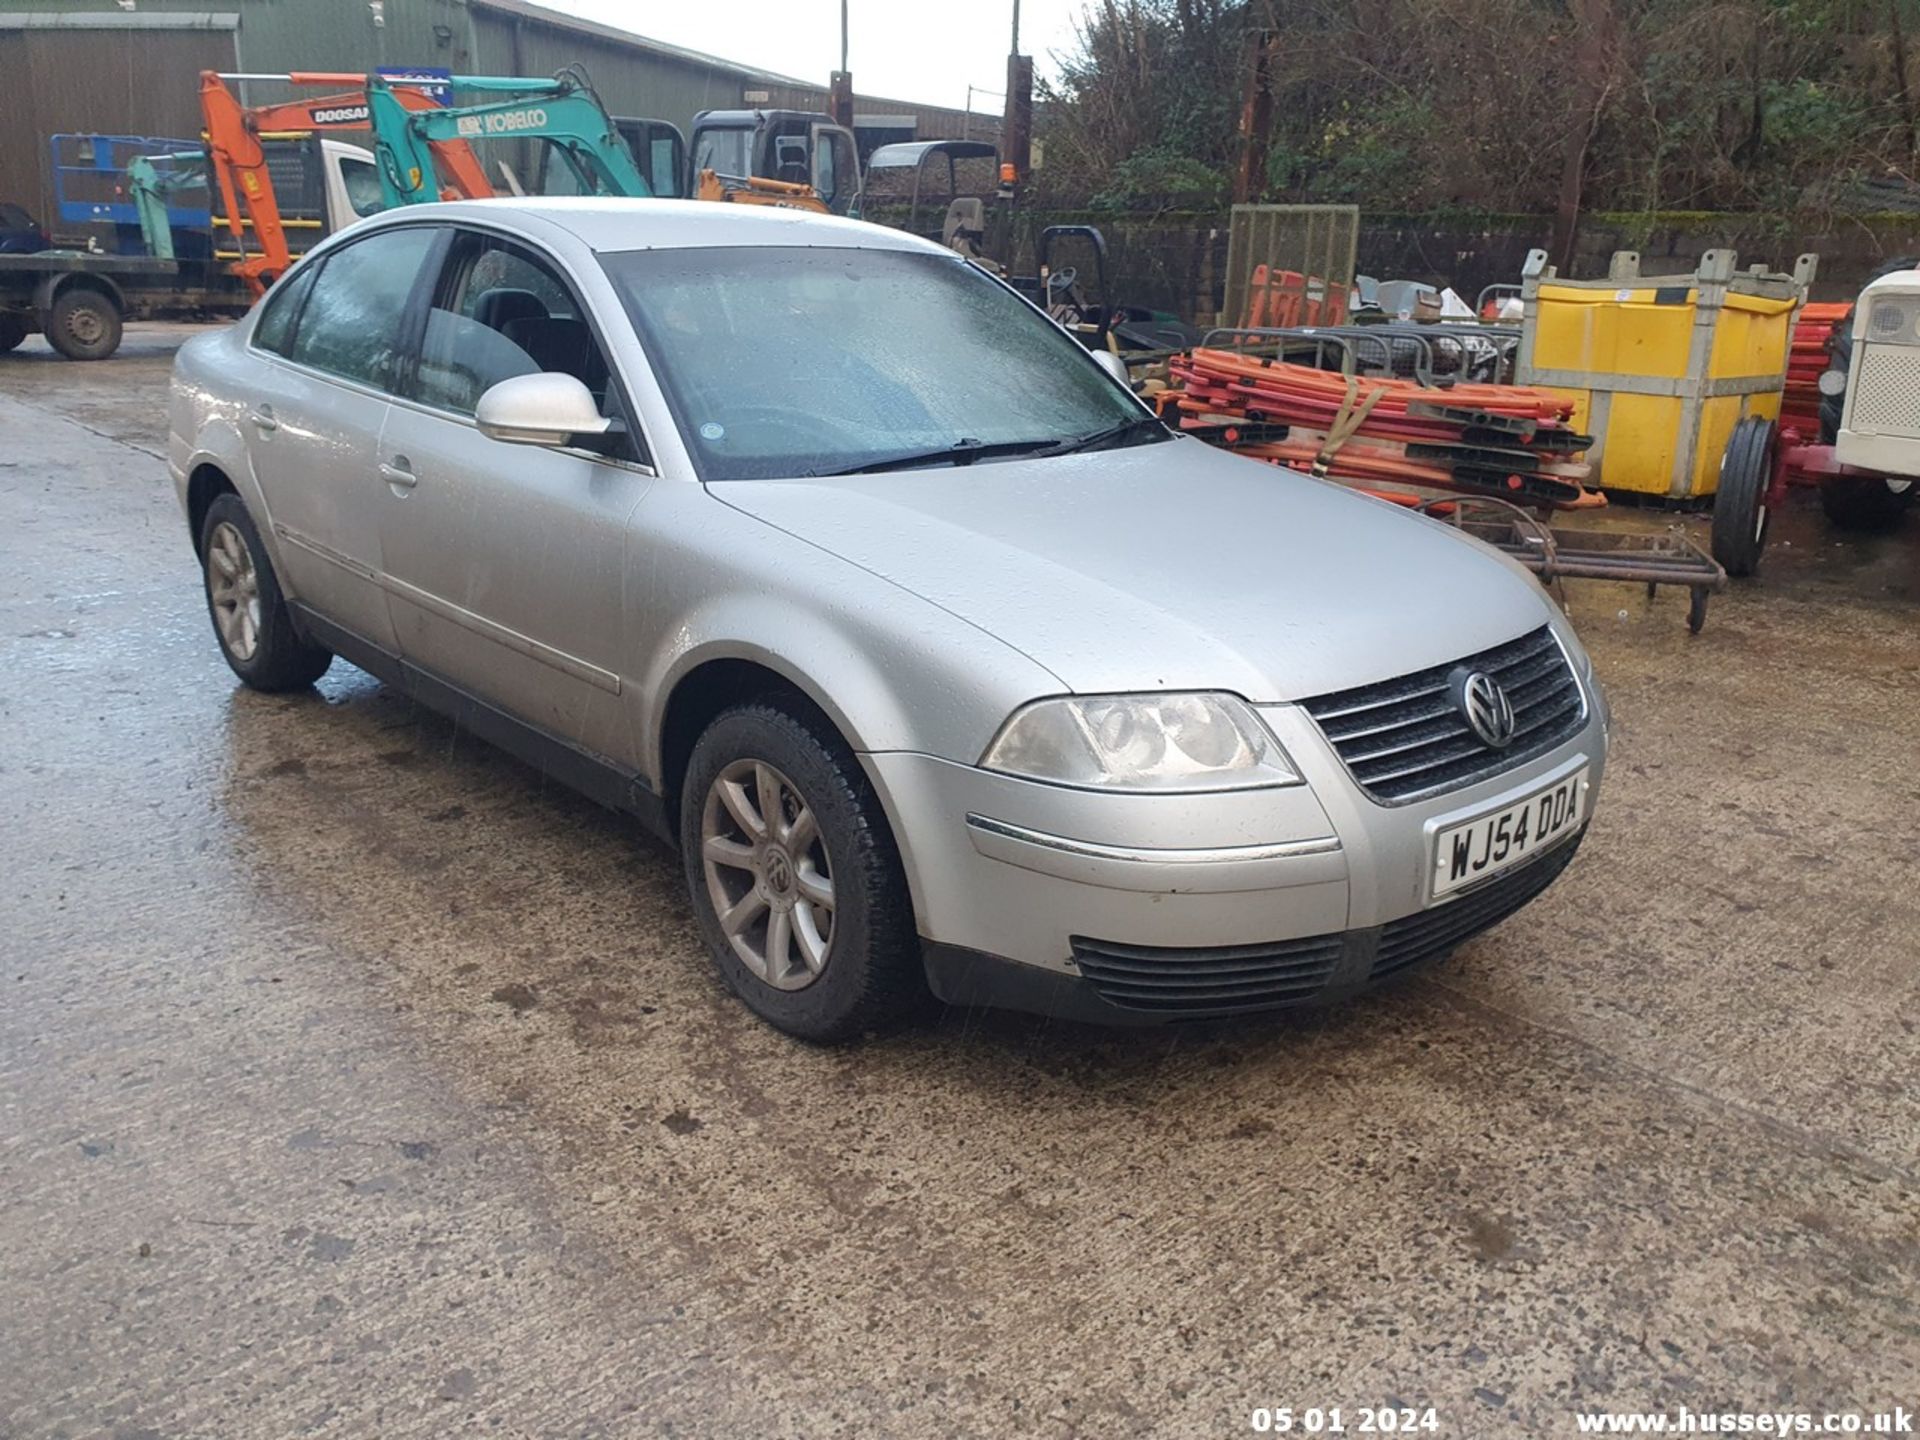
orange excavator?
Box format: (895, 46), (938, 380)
(197, 70), (492, 294)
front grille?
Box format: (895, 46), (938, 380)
(1299, 625), (1585, 804)
(1371, 832), (1583, 982)
(1070, 934), (1344, 1015)
(1849, 345), (1920, 435)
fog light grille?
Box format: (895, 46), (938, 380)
(1069, 934), (1344, 1014)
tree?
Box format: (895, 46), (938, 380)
(1034, 0), (1920, 219)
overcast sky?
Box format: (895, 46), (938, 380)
(550, 1), (1088, 115)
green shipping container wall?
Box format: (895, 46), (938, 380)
(0, 0), (976, 228)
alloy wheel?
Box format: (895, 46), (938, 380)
(700, 758), (836, 990)
(206, 520), (262, 661)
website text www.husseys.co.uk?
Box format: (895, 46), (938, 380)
(1575, 1407), (1912, 1434)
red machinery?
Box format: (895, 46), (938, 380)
(1711, 269), (1920, 577)
(1711, 415), (1916, 578)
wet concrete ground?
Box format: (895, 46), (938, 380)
(2, 325), (1917, 1438)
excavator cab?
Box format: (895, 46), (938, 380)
(531, 117), (684, 199)
(617, 118), (686, 199)
(687, 110), (861, 214)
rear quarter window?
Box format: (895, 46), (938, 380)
(250, 261), (319, 357)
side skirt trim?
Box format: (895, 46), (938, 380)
(292, 603), (674, 846)
(274, 523), (620, 695)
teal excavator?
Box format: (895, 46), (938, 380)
(365, 65), (652, 210)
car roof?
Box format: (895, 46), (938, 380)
(377, 197), (942, 256)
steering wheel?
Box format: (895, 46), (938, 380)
(1047, 266), (1079, 294)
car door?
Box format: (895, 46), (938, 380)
(244, 224), (444, 653)
(810, 123), (861, 215)
(375, 226), (656, 767)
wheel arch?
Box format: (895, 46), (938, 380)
(185, 461), (239, 557)
(32, 270), (128, 321)
(654, 647), (935, 942)
(653, 645), (889, 817)
(175, 407), (274, 567)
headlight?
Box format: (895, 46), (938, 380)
(1868, 296), (1920, 343)
(980, 692), (1301, 792)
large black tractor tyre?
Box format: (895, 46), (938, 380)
(1819, 475), (1918, 531)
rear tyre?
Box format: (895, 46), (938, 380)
(1819, 475), (1917, 531)
(44, 288), (122, 361)
(0, 313), (26, 353)
(1711, 415), (1775, 578)
(680, 701), (922, 1043)
(199, 493), (332, 691)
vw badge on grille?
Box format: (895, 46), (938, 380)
(1451, 668), (1516, 749)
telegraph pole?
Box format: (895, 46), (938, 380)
(828, 0), (854, 130)
(1002, 0), (1032, 191)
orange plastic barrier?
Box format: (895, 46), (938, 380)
(1165, 348), (1600, 509)
(1243, 265), (1349, 329)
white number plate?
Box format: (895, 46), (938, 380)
(1432, 768), (1588, 899)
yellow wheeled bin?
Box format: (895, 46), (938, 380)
(1516, 249), (1815, 499)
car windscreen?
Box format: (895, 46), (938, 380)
(598, 245), (1147, 482)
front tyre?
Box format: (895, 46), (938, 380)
(1711, 414), (1775, 578)
(199, 493), (332, 691)
(680, 701), (921, 1042)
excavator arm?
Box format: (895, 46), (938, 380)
(693, 169), (829, 213)
(125, 150), (208, 261)
(365, 68), (650, 209)
(199, 70), (491, 295)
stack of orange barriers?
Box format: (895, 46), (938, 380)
(1160, 348), (1602, 509)
(1780, 301), (1849, 436)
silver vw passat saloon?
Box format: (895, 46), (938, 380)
(169, 199), (1608, 1041)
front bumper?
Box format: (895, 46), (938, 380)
(923, 830), (1585, 1024)
(865, 686), (1606, 1024)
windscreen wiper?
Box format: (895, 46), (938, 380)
(1028, 414), (1168, 459)
(811, 437), (1060, 478)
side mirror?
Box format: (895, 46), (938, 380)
(475, 372), (614, 448)
(1091, 349), (1131, 387)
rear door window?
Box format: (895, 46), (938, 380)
(286, 225), (440, 391)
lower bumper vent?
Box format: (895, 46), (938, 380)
(1069, 833), (1584, 1017)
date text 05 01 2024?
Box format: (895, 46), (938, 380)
(1250, 1407), (1440, 1433)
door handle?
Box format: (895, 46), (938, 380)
(378, 458), (417, 491)
(247, 406), (278, 432)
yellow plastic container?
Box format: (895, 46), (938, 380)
(1517, 249), (1812, 499)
